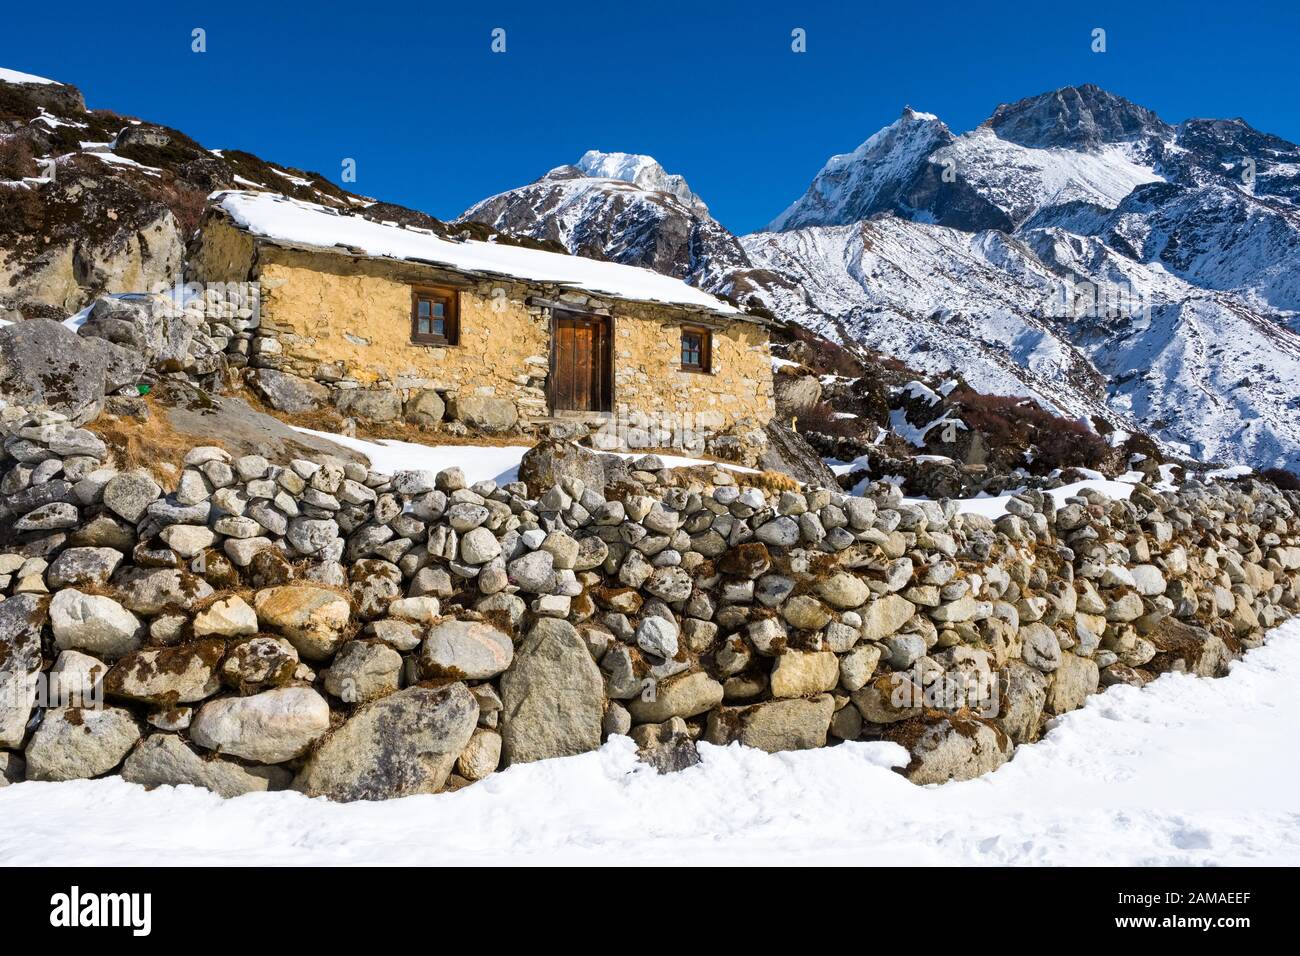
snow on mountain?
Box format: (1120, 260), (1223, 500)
(460, 153), (750, 289)
(767, 107), (953, 231)
(575, 150), (707, 212)
(0, 66), (58, 85)
(927, 129), (1166, 228)
(740, 85), (1300, 470)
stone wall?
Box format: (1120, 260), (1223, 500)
(2, 420), (1297, 797)
(188, 219), (775, 436)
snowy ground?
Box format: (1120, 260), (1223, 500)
(3, 620), (1297, 866)
(292, 428), (758, 484)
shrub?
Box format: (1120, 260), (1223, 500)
(793, 400), (865, 439)
(1262, 467), (1300, 491)
(950, 387), (1111, 471)
(0, 136), (38, 179)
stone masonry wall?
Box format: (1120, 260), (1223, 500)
(2, 417), (1297, 797)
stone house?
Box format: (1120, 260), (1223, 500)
(189, 192), (775, 438)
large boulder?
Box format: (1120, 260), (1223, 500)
(1044, 652), (1100, 715)
(293, 683), (478, 801)
(253, 585), (351, 661)
(0, 318), (145, 423)
(122, 733), (283, 798)
(704, 694), (835, 753)
(627, 672), (724, 723)
(103, 640), (225, 705)
(24, 706), (141, 781)
(884, 715), (1013, 785)
(517, 439), (606, 498)
(757, 420), (838, 486)
(249, 368), (330, 413)
(49, 588), (143, 659)
(453, 394), (518, 433)
(0, 594), (47, 748)
(335, 388), (402, 422)
(190, 687), (331, 763)
(499, 619), (604, 765)
(420, 618), (515, 680)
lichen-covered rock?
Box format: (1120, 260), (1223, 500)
(115, 567), (214, 615)
(49, 588), (142, 659)
(0, 318), (145, 423)
(885, 715), (1012, 785)
(122, 733), (284, 798)
(104, 640), (225, 705)
(0, 594), (47, 748)
(253, 585), (351, 661)
(517, 439), (605, 498)
(293, 683), (478, 801)
(704, 694), (835, 753)
(24, 707), (141, 781)
(420, 619), (514, 680)
(627, 671), (723, 723)
(998, 660), (1048, 743)
(323, 640), (402, 703)
(499, 619), (604, 765)
(221, 636), (299, 695)
(190, 687), (331, 764)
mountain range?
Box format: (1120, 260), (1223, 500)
(462, 85), (1300, 471)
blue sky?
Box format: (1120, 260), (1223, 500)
(3, 1), (1298, 234)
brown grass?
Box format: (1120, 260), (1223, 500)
(87, 395), (197, 485)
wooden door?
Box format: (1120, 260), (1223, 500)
(552, 312), (611, 412)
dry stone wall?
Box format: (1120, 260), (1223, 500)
(2, 417), (1298, 798)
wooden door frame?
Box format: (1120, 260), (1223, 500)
(548, 308), (614, 414)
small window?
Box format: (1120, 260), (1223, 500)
(411, 287), (459, 345)
(680, 326), (711, 373)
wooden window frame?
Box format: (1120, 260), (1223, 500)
(680, 325), (712, 374)
(411, 286), (459, 346)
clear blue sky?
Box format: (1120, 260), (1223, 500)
(3, 0), (1297, 234)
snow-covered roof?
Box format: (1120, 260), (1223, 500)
(213, 191), (740, 317)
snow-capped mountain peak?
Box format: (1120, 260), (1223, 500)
(766, 107), (953, 231)
(984, 84), (1173, 151)
(459, 150), (746, 288)
(574, 150), (707, 212)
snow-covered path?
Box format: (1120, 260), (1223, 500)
(3, 621), (1298, 866)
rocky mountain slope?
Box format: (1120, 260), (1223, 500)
(460, 85), (1300, 471)
(460, 150), (752, 289)
(0, 69), (551, 320)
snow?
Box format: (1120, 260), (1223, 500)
(2, 618), (1297, 865)
(216, 191), (736, 315)
(293, 429), (532, 485)
(912, 477), (1135, 519)
(0, 66), (58, 85)
(291, 429), (759, 484)
(1206, 464), (1253, 481)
